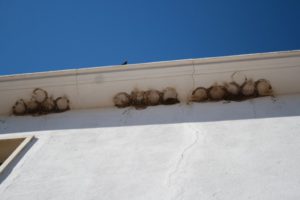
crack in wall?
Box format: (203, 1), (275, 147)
(191, 60), (196, 91)
(120, 107), (133, 124)
(251, 100), (257, 118)
(167, 125), (199, 188)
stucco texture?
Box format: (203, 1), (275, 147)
(0, 94), (300, 200)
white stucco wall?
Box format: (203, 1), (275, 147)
(0, 94), (300, 200)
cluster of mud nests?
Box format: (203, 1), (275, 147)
(114, 87), (179, 109)
(190, 79), (273, 102)
(12, 88), (70, 116)
(114, 79), (273, 109)
(11, 78), (273, 114)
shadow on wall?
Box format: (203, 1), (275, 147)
(0, 94), (300, 135)
(0, 137), (37, 184)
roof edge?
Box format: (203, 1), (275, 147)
(1, 50), (300, 82)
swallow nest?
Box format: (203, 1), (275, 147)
(12, 88), (70, 116)
(113, 87), (180, 109)
(190, 78), (273, 102)
(113, 78), (273, 110)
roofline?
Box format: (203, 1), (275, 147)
(1, 50), (300, 82)
(1, 50), (300, 115)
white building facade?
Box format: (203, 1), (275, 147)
(0, 51), (300, 200)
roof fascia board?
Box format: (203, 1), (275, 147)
(0, 50), (299, 83)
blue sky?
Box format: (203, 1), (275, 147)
(0, 0), (299, 75)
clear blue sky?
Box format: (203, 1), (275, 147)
(0, 0), (299, 75)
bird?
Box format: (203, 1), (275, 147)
(122, 61), (128, 65)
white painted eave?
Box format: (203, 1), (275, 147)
(0, 50), (300, 115)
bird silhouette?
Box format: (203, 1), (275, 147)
(122, 61), (128, 65)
